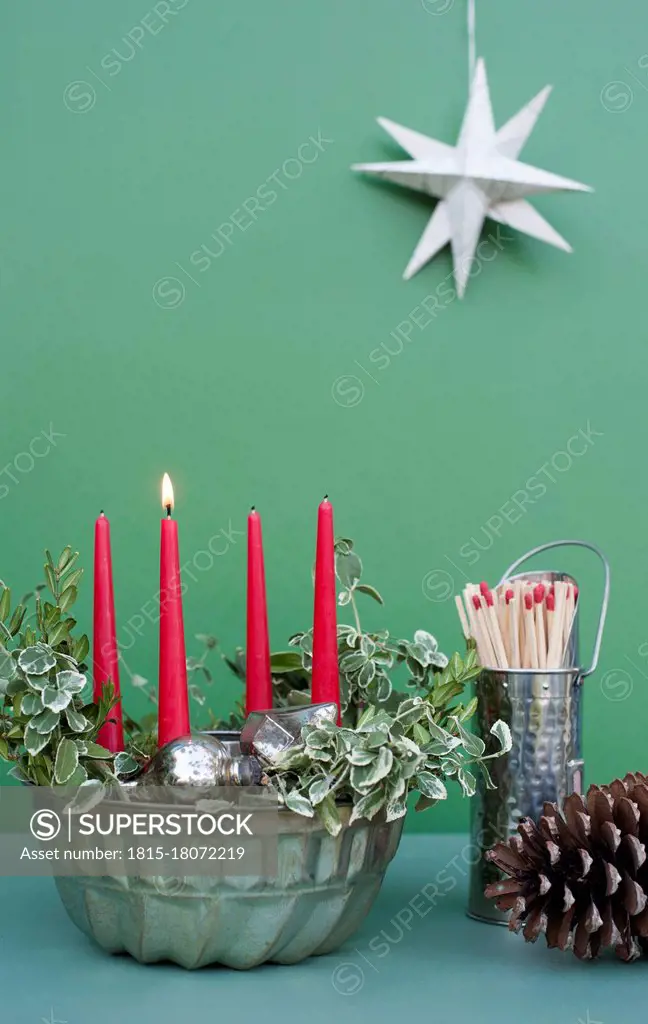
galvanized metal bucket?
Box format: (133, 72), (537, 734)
(467, 540), (610, 924)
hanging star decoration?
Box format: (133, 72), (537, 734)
(352, 58), (592, 297)
(41, 1012), (67, 1024)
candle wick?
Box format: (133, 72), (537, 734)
(99, 510), (105, 516)
(165, 505), (172, 518)
(323, 494), (329, 500)
(250, 505), (256, 512)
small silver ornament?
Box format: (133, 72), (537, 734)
(240, 703), (338, 765)
(138, 732), (261, 799)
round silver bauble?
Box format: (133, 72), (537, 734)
(137, 732), (261, 800)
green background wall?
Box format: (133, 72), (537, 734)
(2, 0), (646, 832)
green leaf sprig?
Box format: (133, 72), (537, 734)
(0, 548), (128, 786)
(257, 538), (482, 725)
(266, 685), (512, 836)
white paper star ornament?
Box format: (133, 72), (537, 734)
(352, 59), (593, 297)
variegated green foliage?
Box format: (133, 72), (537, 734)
(223, 538), (478, 727)
(267, 690), (512, 836)
(0, 641), (118, 784)
(286, 626), (478, 722)
(0, 547), (133, 785)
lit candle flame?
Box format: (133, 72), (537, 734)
(162, 473), (174, 513)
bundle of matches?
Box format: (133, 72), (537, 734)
(454, 577), (579, 670)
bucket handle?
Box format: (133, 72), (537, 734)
(498, 540), (610, 678)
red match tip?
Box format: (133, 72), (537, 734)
(479, 581), (490, 596)
(472, 595), (482, 610)
(534, 583), (545, 604)
(546, 593), (555, 612)
(524, 593), (533, 611)
(505, 588), (514, 604)
(485, 592), (494, 607)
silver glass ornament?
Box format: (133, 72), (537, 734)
(138, 732), (261, 798)
(240, 702), (338, 765)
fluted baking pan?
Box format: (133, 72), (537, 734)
(55, 804), (403, 969)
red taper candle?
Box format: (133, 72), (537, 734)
(158, 473), (190, 748)
(311, 496), (340, 722)
(246, 507), (272, 714)
(93, 512), (124, 752)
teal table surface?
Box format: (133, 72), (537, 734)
(2, 834), (635, 1024)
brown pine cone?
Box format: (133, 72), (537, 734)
(485, 772), (648, 961)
